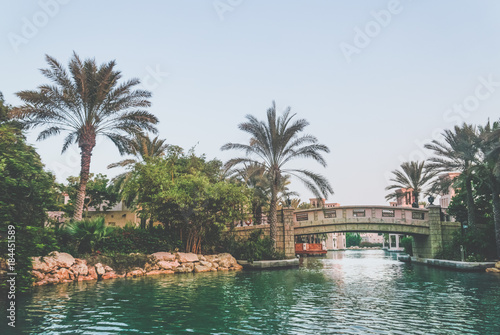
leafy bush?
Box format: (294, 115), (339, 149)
(65, 217), (113, 254)
(436, 223), (496, 261)
(222, 230), (285, 262)
(96, 225), (181, 254)
(400, 237), (413, 256)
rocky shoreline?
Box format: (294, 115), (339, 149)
(28, 251), (243, 286)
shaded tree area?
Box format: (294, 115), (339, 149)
(0, 93), (59, 290)
(123, 149), (251, 254)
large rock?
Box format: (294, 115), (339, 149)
(32, 270), (45, 281)
(56, 268), (72, 281)
(151, 252), (176, 262)
(126, 268), (145, 277)
(146, 270), (174, 276)
(176, 252), (199, 263)
(175, 263), (194, 273)
(158, 260), (180, 270)
(495, 261), (500, 269)
(486, 267), (500, 273)
(32, 252), (75, 273)
(194, 264), (212, 273)
(95, 263), (106, 276)
(217, 253), (237, 268)
(87, 266), (98, 280)
(70, 259), (89, 276)
(101, 272), (119, 280)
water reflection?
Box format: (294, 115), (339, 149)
(2, 250), (500, 334)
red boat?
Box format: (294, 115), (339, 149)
(295, 243), (327, 256)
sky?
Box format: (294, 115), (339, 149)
(1, 0), (500, 205)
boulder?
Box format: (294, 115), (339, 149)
(32, 252), (75, 273)
(230, 263), (243, 271)
(56, 268), (72, 281)
(70, 259), (89, 276)
(198, 255), (206, 261)
(32, 270), (45, 281)
(486, 267), (500, 273)
(87, 267), (98, 280)
(194, 264), (211, 273)
(176, 252), (199, 263)
(101, 272), (119, 280)
(158, 260), (180, 270)
(126, 268), (145, 277)
(495, 261), (500, 269)
(146, 270), (174, 276)
(217, 253), (237, 268)
(175, 263), (194, 273)
(50, 252), (75, 268)
(95, 263), (106, 276)
(104, 265), (114, 272)
(151, 252), (176, 262)
(144, 262), (160, 272)
(200, 261), (213, 268)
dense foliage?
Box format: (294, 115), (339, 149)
(346, 233), (361, 247)
(222, 230), (284, 263)
(0, 94), (58, 290)
(123, 149), (251, 254)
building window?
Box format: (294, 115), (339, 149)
(324, 210), (336, 218)
(296, 213), (309, 221)
(353, 209), (365, 217)
(412, 212), (425, 220)
(382, 209), (395, 217)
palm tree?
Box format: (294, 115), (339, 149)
(221, 101), (333, 249)
(385, 161), (436, 206)
(478, 120), (500, 258)
(425, 124), (479, 226)
(13, 52), (158, 221)
(109, 133), (169, 229)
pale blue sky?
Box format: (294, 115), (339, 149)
(1, 0), (500, 205)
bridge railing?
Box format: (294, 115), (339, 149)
(293, 206), (429, 225)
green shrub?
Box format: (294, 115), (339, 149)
(400, 237), (413, 256)
(223, 230), (285, 262)
(65, 217), (113, 254)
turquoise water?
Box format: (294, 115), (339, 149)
(2, 250), (500, 334)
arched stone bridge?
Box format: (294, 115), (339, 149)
(234, 205), (460, 260)
(292, 206), (431, 236)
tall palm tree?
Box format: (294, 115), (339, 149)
(385, 161), (436, 206)
(425, 124), (479, 226)
(13, 52), (158, 221)
(221, 101), (333, 249)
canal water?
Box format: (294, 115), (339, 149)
(3, 250), (500, 334)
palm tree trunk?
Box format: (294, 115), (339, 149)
(465, 175), (476, 226)
(269, 183), (278, 250)
(73, 146), (93, 221)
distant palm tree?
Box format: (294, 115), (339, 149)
(425, 124), (479, 226)
(221, 101), (333, 249)
(109, 133), (169, 229)
(13, 52), (158, 221)
(478, 120), (500, 258)
(385, 161), (436, 206)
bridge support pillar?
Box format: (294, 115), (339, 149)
(412, 205), (455, 259)
(277, 208), (295, 259)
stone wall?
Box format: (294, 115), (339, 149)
(412, 206), (461, 259)
(233, 208), (295, 258)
